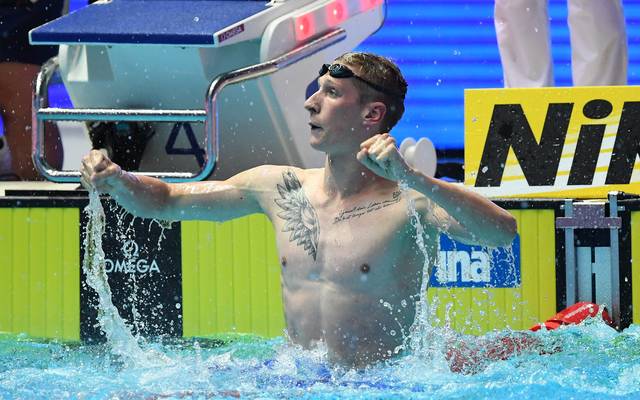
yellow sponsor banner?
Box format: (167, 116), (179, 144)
(465, 86), (640, 198)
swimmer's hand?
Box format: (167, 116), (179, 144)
(356, 133), (412, 182)
(80, 149), (124, 193)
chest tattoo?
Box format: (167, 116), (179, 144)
(333, 191), (402, 224)
(274, 171), (320, 260)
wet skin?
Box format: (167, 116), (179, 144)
(256, 166), (437, 368)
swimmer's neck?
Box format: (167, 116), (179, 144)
(322, 152), (394, 199)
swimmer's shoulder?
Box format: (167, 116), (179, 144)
(240, 164), (321, 185)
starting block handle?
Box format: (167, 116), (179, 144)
(32, 28), (346, 183)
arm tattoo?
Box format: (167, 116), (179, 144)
(334, 191), (401, 224)
(274, 171), (320, 260)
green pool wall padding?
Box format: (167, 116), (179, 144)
(0, 207), (559, 340)
(0, 208), (80, 341)
(181, 215), (285, 338)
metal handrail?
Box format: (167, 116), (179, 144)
(37, 108), (207, 123)
(32, 27), (346, 182)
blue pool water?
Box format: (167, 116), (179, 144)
(2, 320), (640, 399)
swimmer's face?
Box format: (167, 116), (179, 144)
(304, 64), (381, 154)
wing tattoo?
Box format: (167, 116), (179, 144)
(274, 171), (320, 260)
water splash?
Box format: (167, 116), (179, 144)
(396, 181), (456, 368)
(81, 189), (168, 367)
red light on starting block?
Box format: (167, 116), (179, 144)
(326, 0), (348, 26)
(294, 13), (316, 42)
(360, 0), (383, 11)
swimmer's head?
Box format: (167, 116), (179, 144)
(333, 52), (408, 133)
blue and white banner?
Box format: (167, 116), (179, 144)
(429, 234), (521, 288)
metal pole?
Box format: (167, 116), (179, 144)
(32, 57), (57, 180)
(564, 200), (576, 307)
(37, 108), (207, 123)
(609, 192), (621, 327)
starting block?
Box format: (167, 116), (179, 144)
(30, 0), (386, 182)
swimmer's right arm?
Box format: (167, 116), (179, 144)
(80, 150), (265, 221)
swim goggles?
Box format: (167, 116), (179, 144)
(319, 63), (404, 98)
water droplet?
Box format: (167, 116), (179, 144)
(193, 16), (200, 22)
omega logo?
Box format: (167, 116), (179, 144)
(104, 240), (161, 274)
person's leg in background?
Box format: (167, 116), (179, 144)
(0, 0), (64, 181)
(0, 63), (63, 180)
(567, 0), (627, 86)
(494, 0), (554, 87)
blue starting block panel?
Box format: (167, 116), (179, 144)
(30, 0), (268, 46)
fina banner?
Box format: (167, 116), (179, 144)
(465, 86), (640, 198)
(80, 198), (182, 342)
(429, 233), (521, 288)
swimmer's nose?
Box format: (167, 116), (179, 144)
(304, 92), (319, 114)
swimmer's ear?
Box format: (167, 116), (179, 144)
(362, 101), (386, 127)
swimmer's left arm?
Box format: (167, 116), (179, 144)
(357, 133), (517, 247)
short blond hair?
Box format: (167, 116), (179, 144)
(334, 52), (407, 132)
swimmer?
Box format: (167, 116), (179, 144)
(80, 52), (517, 369)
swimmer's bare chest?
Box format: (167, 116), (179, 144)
(277, 207), (417, 340)
(266, 175), (432, 347)
(277, 201), (414, 291)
